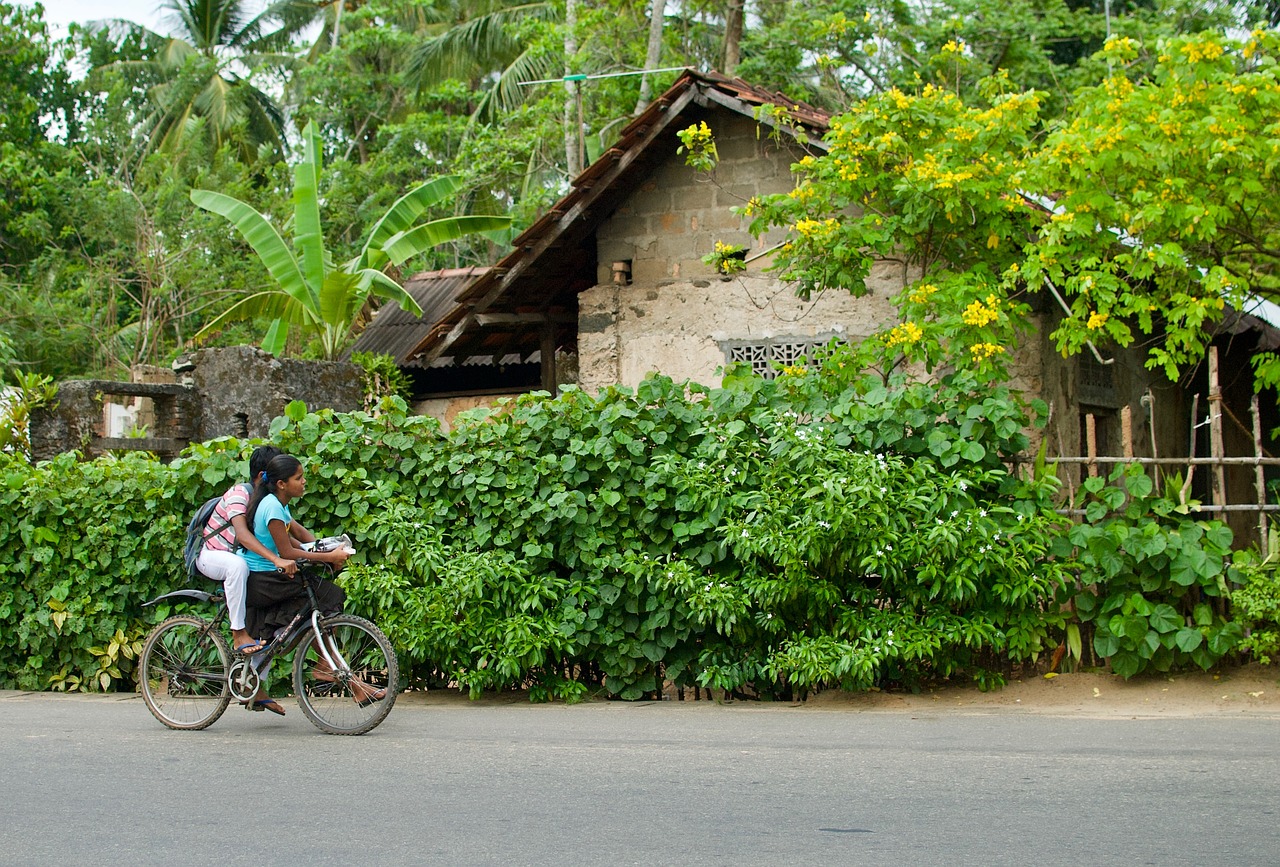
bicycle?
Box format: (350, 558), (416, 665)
(138, 564), (398, 735)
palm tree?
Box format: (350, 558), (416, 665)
(191, 122), (511, 359)
(96, 0), (303, 164)
(404, 0), (561, 122)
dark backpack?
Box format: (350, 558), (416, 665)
(183, 483), (251, 580)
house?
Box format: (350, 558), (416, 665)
(350, 69), (1280, 541)
(350, 70), (908, 423)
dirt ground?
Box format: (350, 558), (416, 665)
(800, 663), (1280, 718)
(401, 664), (1280, 718)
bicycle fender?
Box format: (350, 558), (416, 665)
(142, 589), (219, 607)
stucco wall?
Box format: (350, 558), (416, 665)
(579, 265), (908, 391)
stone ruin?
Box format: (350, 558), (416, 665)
(29, 346), (363, 462)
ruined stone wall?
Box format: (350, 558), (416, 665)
(31, 347), (362, 461)
(186, 346), (362, 442)
(30, 380), (200, 461)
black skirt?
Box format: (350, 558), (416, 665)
(244, 570), (346, 643)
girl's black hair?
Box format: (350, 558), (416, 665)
(248, 445), (283, 480)
(246, 454), (302, 528)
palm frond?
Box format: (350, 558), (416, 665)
(383, 215), (512, 267)
(405, 1), (554, 91)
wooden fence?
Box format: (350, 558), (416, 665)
(1016, 347), (1280, 554)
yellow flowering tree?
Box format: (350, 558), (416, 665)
(749, 31), (1280, 386)
(745, 60), (1040, 378)
(1026, 31), (1280, 381)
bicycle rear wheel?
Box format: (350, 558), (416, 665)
(139, 614), (232, 730)
(293, 614), (398, 735)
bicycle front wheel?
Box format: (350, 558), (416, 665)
(293, 614), (398, 735)
(139, 614), (231, 730)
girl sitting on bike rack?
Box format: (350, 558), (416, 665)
(195, 445), (296, 658)
(239, 454), (352, 715)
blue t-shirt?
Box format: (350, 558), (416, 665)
(240, 494), (292, 572)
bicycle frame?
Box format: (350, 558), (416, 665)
(143, 571), (344, 689)
(242, 569), (346, 672)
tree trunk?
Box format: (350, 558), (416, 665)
(633, 0), (667, 115)
(564, 0), (582, 177)
(722, 0), (744, 76)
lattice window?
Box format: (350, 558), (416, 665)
(1078, 352), (1118, 407)
(723, 336), (836, 379)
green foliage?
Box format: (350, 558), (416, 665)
(1230, 537), (1280, 664)
(0, 445), (243, 691)
(0, 370), (57, 459)
(269, 357), (1068, 699)
(1052, 465), (1244, 678)
(350, 351), (412, 408)
(1, 361), (1260, 698)
(191, 122), (511, 359)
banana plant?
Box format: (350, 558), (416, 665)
(191, 121), (510, 359)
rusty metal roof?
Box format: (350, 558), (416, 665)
(367, 69), (830, 372)
(346, 267), (487, 367)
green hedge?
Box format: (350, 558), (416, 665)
(0, 350), (1249, 697)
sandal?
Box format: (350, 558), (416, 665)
(242, 697), (286, 716)
(356, 688), (387, 708)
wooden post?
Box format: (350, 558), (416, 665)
(1208, 347), (1226, 507)
(1085, 412), (1098, 478)
(540, 324), (557, 393)
(1254, 394), (1269, 557)
(1121, 405), (1133, 459)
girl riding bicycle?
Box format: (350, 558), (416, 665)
(240, 454), (352, 714)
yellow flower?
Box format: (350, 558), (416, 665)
(908, 283), (939, 305)
(969, 342), (1006, 360)
(962, 298), (999, 327)
(886, 321), (924, 347)
(1087, 311), (1109, 330)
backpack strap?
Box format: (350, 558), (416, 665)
(202, 483), (253, 543)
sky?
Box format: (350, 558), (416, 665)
(40, 0), (167, 33)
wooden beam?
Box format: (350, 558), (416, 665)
(474, 312), (577, 327)
(417, 313), (475, 365)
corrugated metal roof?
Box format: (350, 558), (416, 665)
(346, 267), (487, 366)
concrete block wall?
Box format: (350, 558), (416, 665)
(596, 113), (799, 287)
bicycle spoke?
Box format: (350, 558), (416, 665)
(294, 615), (397, 735)
(140, 616), (231, 730)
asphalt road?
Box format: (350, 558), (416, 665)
(1, 690), (1277, 866)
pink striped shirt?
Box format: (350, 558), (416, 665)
(202, 483), (252, 552)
